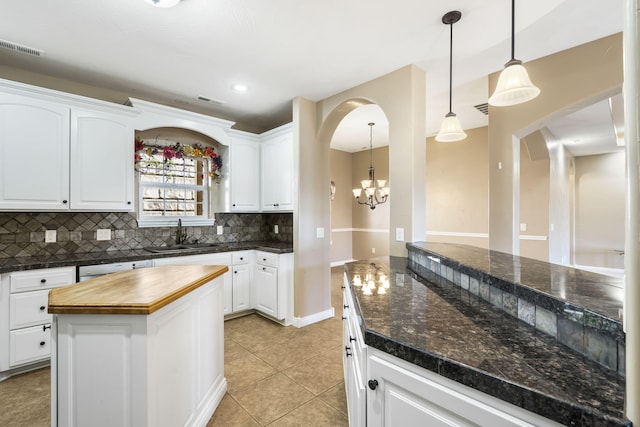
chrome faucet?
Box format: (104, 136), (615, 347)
(175, 218), (187, 245)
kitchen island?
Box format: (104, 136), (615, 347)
(48, 264), (228, 427)
(343, 256), (628, 426)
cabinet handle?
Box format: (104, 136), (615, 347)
(368, 379), (379, 390)
(43, 324), (51, 331)
(40, 279), (47, 284)
(350, 336), (356, 342)
(345, 346), (352, 357)
(40, 305), (46, 311)
(341, 285), (345, 289)
(343, 304), (349, 309)
(62, 200), (68, 204)
(342, 316), (347, 320)
(40, 341), (46, 346)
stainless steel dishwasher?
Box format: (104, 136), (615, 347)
(78, 259), (153, 282)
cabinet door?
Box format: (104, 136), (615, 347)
(10, 324), (51, 366)
(70, 109), (134, 211)
(0, 93), (70, 210)
(230, 138), (260, 212)
(367, 351), (539, 427)
(253, 264), (278, 317)
(260, 133), (293, 211)
(232, 264), (251, 312)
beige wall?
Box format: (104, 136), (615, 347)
(351, 146), (390, 260)
(330, 149), (353, 264)
(425, 126), (489, 248)
(488, 33), (623, 254)
(519, 140), (550, 261)
(295, 64), (426, 320)
(574, 152), (626, 269)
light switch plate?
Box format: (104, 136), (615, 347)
(520, 223), (527, 232)
(395, 227), (404, 242)
(45, 230), (57, 243)
(217, 225), (223, 235)
(274, 225), (279, 234)
(316, 227), (325, 238)
(96, 229), (111, 241)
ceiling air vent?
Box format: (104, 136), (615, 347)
(0, 39), (44, 57)
(195, 95), (225, 105)
(474, 103), (489, 115)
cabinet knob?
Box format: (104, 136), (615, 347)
(262, 267), (266, 271)
(40, 279), (47, 284)
(127, 201), (132, 205)
(343, 304), (349, 309)
(232, 204), (236, 207)
(263, 258), (267, 262)
(40, 341), (46, 346)
(341, 285), (345, 289)
(43, 324), (51, 331)
(40, 305), (46, 311)
(368, 379), (379, 390)
(234, 270), (238, 274)
(342, 316), (347, 320)
(240, 257), (244, 261)
(62, 200), (68, 204)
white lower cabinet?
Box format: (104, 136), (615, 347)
(231, 251), (252, 313)
(0, 266), (76, 379)
(254, 262), (278, 317)
(253, 251), (292, 322)
(343, 276), (561, 427)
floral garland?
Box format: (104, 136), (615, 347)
(134, 137), (223, 181)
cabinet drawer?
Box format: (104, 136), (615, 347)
(232, 251), (251, 265)
(10, 324), (51, 366)
(255, 252), (278, 268)
(10, 267), (75, 293)
(10, 290), (52, 329)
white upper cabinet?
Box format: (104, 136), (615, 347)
(70, 109), (134, 211)
(260, 124), (293, 211)
(229, 134), (260, 212)
(0, 79), (137, 212)
(0, 93), (70, 210)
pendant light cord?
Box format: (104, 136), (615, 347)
(510, 0), (516, 62)
(448, 19), (453, 115)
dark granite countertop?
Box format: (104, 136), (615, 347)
(345, 257), (629, 427)
(408, 242), (624, 322)
(0, 241), (293, 274)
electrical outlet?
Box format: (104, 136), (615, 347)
(96, 229), (111, 241)
(45, 230), (57, 243)
(395, 227), (405, 242)
(316, 227), (324, 238)
(520, 223), (527, 232)
(274, 224), (279, 234)
(372, 247), (376, 254)
(217, 225), (223, 235)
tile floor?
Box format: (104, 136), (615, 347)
(0, 267), (348, 427)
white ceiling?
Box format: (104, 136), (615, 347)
(0, 0), (624, 151)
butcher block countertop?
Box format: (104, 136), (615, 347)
(48, 265), (228, 315)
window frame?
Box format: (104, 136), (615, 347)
(135, 140), (216, 228)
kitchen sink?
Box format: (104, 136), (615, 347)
(144, 243), (220, 253)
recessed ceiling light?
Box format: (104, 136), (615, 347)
(232, 84), (248, 93)
(144, 0), (181, 8)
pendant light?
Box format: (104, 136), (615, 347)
(488, 0), (540, 107)
(436, 11), (467, 143)
(352, 123), (389, 210)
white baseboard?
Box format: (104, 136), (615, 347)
(292, 307), (335, 328)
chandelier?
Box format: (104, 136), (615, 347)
(352, 122), (389, 210)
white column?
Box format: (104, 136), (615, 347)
(624, 0), (640, 422)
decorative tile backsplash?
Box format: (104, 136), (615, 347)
(0, 212), (292, 258)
